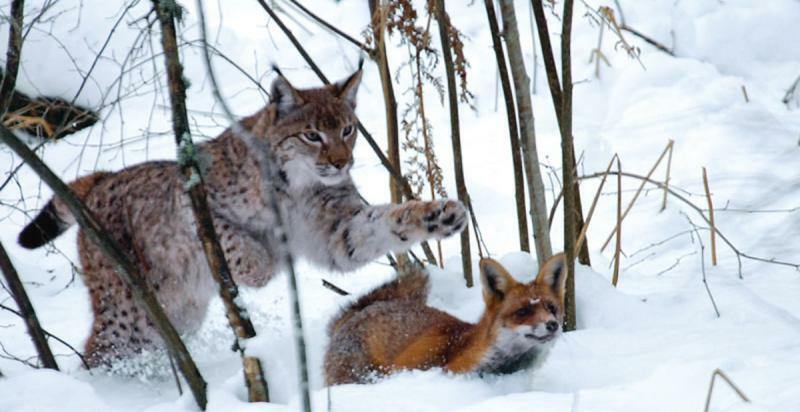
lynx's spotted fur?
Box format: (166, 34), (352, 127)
(18, 68), (467, 367)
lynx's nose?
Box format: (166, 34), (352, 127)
(546, 320), (559, 333)
(331, 158), (348, 169)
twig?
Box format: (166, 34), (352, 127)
(612, 156), (621, 286)
(322, 279), (349, 296)
(660, 139), (674, 212)
(704, 368), (750, 412)
(0, 303), (89, 370)
(194, 2), (311, 409)
(434, 0), (473, 287)
(620, 25), (674, 56)
(702, 167), (717, 266)
(782, 73), (800, 108)
(287, 0), (374, 56)
(0, 243), (59, 370)
(483, 0), (530, 253)
(740, 85), (749, 103)
(684, 213), (720, 317)
(601, 140), (673, 251)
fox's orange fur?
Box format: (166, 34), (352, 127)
(325, 253), (567, 385)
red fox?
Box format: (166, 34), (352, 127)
(324, 253), (566, 385)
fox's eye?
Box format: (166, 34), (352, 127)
(342, 125), (354, 137)
(304, 131), (323, 142)
(514, 307), (532, 317)
(546, 303), (558, 315)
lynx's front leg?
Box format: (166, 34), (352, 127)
(321, 198), (468, 271)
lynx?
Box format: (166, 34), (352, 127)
(17, 67), (468, 367)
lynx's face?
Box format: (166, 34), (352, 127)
(265, 68), (362, 187)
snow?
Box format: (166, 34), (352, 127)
(2, 0), (800, 411)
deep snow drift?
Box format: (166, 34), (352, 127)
(1, 0), (799, 411)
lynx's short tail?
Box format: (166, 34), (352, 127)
(18, 171), (110, 249)
(329, 264), (430, 334)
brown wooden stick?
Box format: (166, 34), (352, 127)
(0, 242), (59, 370)
(702, 167), (718, 266)
(612, 156), (622, 286)
(483, 0), (530, 253)
(704, 368), (750, 412)
(434, 0), (474, 287)
(152, 0), (267, 402)
(601, 140), (673, 251)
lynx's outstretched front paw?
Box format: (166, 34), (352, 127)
(390, 199), (468, 242)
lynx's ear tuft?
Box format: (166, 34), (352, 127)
(269, 68), (304, 119)
(334, 67), (363, 108)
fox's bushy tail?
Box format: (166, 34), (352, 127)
(18, 171), (110, 249)
(329, 264), (430, 333)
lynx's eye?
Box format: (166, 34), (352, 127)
(304, 131), (323, 143)
(342, 124), (354, 137)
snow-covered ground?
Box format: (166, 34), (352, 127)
(1, 0), (799, 411)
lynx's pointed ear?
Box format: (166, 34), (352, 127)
(535, 253), (567, 301)
(334, 62), (363, 108)
(269, 68), (304, 118)
(480, 258), (517, 305)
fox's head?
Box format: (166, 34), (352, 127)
(476, 253), (567, 373)
(260, 65), (363, 187)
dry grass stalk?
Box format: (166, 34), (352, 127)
(702, 167), (718, 266)
(612, 156), (622, 286)
(600, 140), (674, 251)
(704, 368), (751, 412)
(575, 153), (618, 254)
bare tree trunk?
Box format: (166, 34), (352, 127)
(498, 0), (553, 263)
(0, 242), (59, 370)
(433, 0), (474, 287)
(483, 0), (530, 253)
(559, 0), (578, 332)
(530, 0), (591, 267)
(152, 0), (268, 402)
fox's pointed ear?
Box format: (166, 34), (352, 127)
(269, 68), (304, 118)
(334, 61), (363, 108)
(480, 258), (516, 304)
(535, 253), (567, 301)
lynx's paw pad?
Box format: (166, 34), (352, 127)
(421, 199), (468, 239)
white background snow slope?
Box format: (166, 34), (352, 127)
(1, 0), (799, 411)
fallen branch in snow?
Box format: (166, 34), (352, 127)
(0, 242), (59, 370)
(612, 156), (622, 286)
(704, 368), (750, 412)
(702, 167), (718, 266)
(255, 0), (439, 266)
(610, 0), (675, 57)
(683, 213), (720, 317)
(195, 2), (312, 410)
